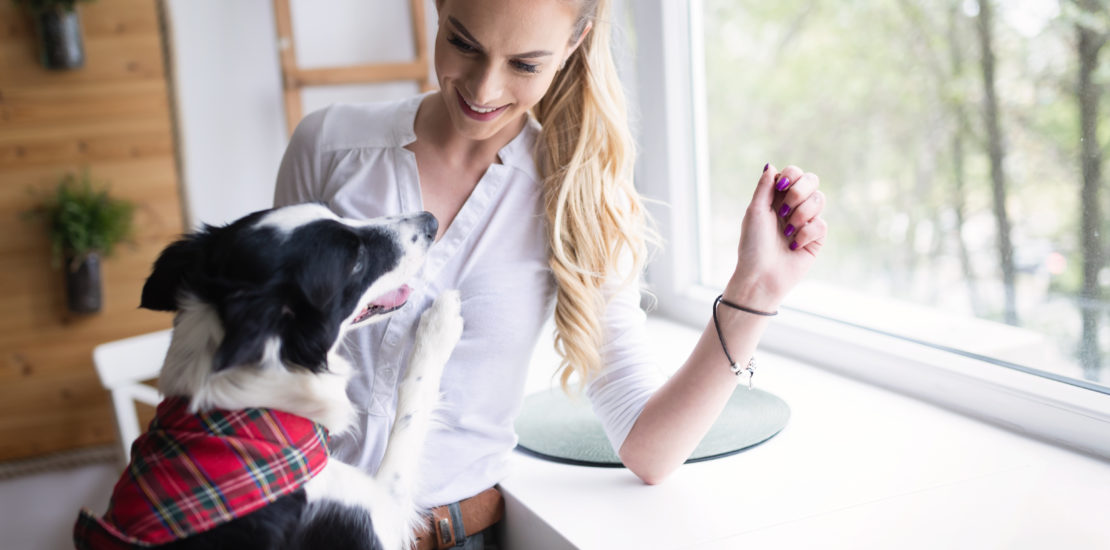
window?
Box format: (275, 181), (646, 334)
(630, 0), (1110, 457)
(696, 0), (1110, 395)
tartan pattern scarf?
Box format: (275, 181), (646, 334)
(74, 396), (329, 549)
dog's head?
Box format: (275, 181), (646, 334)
(141, 203), (437, 373)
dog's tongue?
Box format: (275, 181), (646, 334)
(371, 285), (412, 308)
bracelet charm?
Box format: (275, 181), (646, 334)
(730, 356), (757, 390)
(712, 294), (770, 390)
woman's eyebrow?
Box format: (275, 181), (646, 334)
(447, 16), (554, 59)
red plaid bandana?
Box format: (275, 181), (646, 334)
(74, 397), (329, 549)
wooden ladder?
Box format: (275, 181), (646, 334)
(271, 0), (434, 136)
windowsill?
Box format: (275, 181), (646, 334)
(653, 282), (1110, 460)
(502, 317), (1110, 549)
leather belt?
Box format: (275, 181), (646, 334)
(412, 487), (504, 550)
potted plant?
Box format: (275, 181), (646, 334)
(25, 172), (134, 314)
(11, 0), (96, 70)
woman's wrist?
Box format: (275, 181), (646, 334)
(722, 274), (782, 313)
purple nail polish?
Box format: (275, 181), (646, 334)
(779, 204), (790, 217)
(763, 163), (770, 173)
(785, 224), (796, 237)
(790, 241), (799, 251)
(776, 177), (791, 191)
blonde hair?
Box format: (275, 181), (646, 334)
(533, 0), (652, 391)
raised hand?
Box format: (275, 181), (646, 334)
(725, 164), (827, 311)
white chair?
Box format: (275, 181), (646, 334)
(92, 329), (172, 464)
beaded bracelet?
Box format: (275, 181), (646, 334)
(712, 294), (777, 389)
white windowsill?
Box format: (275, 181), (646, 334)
(652, 282), (1110, 462)
(502, 316), (1110, 549)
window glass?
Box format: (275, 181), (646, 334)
(696, 0), (1110, 390)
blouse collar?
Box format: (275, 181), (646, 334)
(397, 92), (541, 178)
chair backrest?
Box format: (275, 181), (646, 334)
(92, 329), (172, 464)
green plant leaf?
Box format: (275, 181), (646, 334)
(23, 171), (135, 267)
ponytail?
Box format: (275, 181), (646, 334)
(533, 0), (653, 391)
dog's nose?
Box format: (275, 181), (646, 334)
(419, 211), (438, 241)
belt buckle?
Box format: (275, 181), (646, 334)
(437, 517), (453, 546)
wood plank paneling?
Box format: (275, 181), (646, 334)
(0, 80), (170, 129)
(0, 0), (184, 462)
(0, 4), (160, 44)
(0, 34), (168, 85)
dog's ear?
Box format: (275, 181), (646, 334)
(293, 232), (362, 307)
(278, 267), (353, 373)
(212, 280), (338, 374)
(279, 298), (338, 373)
(141, 234), (205, 311)
(274, 235), (364, 373)
(211, 291), (284, 372)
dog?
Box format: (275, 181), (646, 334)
(74, 203), (464, 550)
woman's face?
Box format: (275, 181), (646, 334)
(433, 0), (585, 142)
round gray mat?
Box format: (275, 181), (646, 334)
(514, 387), (790, 467)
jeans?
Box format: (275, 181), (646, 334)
(454, 525), (499, 550)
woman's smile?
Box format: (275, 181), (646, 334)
(455, 90), (510, 121)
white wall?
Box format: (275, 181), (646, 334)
(164, 0), (438, 228)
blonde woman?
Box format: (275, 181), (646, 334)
(274, 0), (827, 547)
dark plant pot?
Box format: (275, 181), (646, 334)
(66, 252), (102, 314)
(35, 7), (85, 70)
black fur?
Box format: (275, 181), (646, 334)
(113, 492), (385, 550)
(140, 207), (406, 372)
(156, 491), (307, 550)
(290, 501), (385, 550)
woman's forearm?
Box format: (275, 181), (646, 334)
(618, 285), (773, 484)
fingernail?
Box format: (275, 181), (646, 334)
(776, 177), (791, 191)
(785, 224), (796, 237)
(790, 241), (799, 251)
(763, 163), (770, 173)
(778, 204), (790, 217)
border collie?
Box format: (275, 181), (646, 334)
(74, 203), (463, 550)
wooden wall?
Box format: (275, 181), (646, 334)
(0, 0), (184, 462)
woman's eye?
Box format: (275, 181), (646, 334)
(446, 32), (536, 74)
(447, 35), (475, 53)
(512, 60), (539, 74)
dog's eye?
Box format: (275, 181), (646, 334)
(351, 244), (367, 274)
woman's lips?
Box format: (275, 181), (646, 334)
(456, 90), (509, 121)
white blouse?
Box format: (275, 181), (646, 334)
(273, 93), (665, 507)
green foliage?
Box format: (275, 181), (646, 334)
(24, 172), (135, 268)
(10, 0), (94, 14)
(698, 0), (1110, 376)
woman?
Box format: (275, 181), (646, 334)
(274, 0), (826, 546)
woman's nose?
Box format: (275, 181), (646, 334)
(465, 63), (504, 106)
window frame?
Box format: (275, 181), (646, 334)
(628, 0), (1110, 460)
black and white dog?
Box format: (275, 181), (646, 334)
(75, 203), (462, 550)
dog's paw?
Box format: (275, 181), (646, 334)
(412, 290), (463, 367)
(419, 289), (463, 342)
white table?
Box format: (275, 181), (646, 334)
(501, 319), (1110, 549)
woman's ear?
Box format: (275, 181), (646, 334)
(567, 20), (592, 58)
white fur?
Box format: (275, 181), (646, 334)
(377, 290), (464, 545)
(254, 203), (338, 235)
(303, 461), (406, 549)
